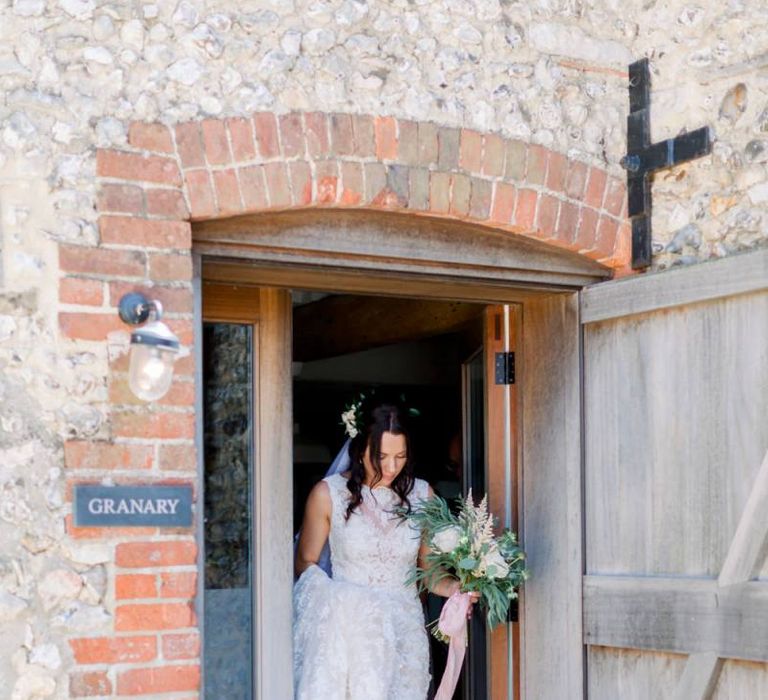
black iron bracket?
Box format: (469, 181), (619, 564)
(621, 58), (713, 269)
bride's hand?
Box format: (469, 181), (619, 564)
(447, 580), (480, 618)
(465, 591), (480, 619)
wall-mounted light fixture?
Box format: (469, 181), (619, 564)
(118, 292), (180, 401)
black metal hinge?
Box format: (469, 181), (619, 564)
(621, 57), (713, 269)
(494, 352), (515, 385)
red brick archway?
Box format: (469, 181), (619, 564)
(97, 112), (629, 270)
(58, 112), (629, 696)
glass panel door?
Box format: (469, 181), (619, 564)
(463, 347), (488, 700)
(202, 322), (254, 699)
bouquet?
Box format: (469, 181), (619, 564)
(404, 490), (527, 638)
(400, 491), (527, 699)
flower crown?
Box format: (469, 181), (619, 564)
(340, 391), (420, 439)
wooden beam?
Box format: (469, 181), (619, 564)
(672, 447), (768, 697)
(194, 208), (610, 289)
(719, 448), (768, 587)
(293, 295), (482, 361)
(202, 259), (547, 305)
(485, 306), (512, 700)
(581, 247), (768, 323)
(583, 575), (768, 662)
(672, 653), (723, 700)
(521, 293), (584, 698)
(254, 288), (293, 700)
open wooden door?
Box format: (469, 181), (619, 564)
(483, 305), (522, 700)
(580, 251), (768, 698)
(200, 283), (293, 700)
(449, 292), (587, 700)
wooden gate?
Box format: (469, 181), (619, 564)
(580, 249), (768, 698)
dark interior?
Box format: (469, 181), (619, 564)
(292, 291), (485, 700)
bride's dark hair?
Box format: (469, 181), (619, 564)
(345, 398), (415, 520)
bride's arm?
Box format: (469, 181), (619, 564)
(418, 539), (461, 597)
(417, 483), (462, 598)
(295, 480), (332, 576)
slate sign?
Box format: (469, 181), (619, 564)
(74, 485), (193, 527)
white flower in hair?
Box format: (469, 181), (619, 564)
(341, 407), (359, 438)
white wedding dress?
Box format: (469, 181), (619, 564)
(293, 473), (432, 699)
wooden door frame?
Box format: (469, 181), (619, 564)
(483, 304), (523, 699)
(194, 230), (589, 698)
(197, 281), (294, 699)
(195, 277), (263, 697)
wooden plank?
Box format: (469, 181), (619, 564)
(201, 282), (260, 322)
(197, 241), (604, 288)
(485, 306), (516, 700)
(254, 288), (293, 700)
(510, 308), (522, 535)
(712, 659), (768, 696)
(194, 208), (610, 287)
(719, 448), (768, 587)
(669, 445), (768, 697)
(203, 259), (546, 305)
(197, 242), (604, 288)
(583, 575), (768, 662)
(581, 247), (768, 323)
(520, 293), (584, 698)
(583, 293), (768, 578)
(508, 306), (522, 700)
(587, 647), (688, 700)
(583, 274), (768, 696)
(192, 256), (208, 693)
(673, 652), (723, 700)
(294, 295), (482, 361)
(484, 307), (507, 524)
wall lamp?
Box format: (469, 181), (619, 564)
(117, 292), (180, 401)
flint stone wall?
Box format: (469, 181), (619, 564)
(1, 0), (768, 697)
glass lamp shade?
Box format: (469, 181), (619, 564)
(127, 320), (180, 401)
(128, 343), (176, 401)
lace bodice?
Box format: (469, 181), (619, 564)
(325, 473), (429, 591)
(293, 474), (432, 698)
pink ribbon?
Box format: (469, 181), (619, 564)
(434, 590), (472, 700)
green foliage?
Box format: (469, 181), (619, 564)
(397, 492), (529, 633)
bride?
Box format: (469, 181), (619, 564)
(293, 398), (477, 699)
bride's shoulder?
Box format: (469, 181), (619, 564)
(323, 472), (348, 488)
(412, 477), (433, 499)
(304, 478), (333, 519)
(308, 478), (332, 501)
(318, 472), (347, 498)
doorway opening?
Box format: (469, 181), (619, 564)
(199, 277), (534, 699)
(200, 280), (528, 698)
(196, 202), (601, 698)
(291, 290), (487, 699)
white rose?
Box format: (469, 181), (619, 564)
(432, 526), (462, 554)
(478, 548), (509, 579)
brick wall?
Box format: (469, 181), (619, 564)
(60, 118), (197, 696)
(57, 110), (629, 698)
(169, 112), (629, 271)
